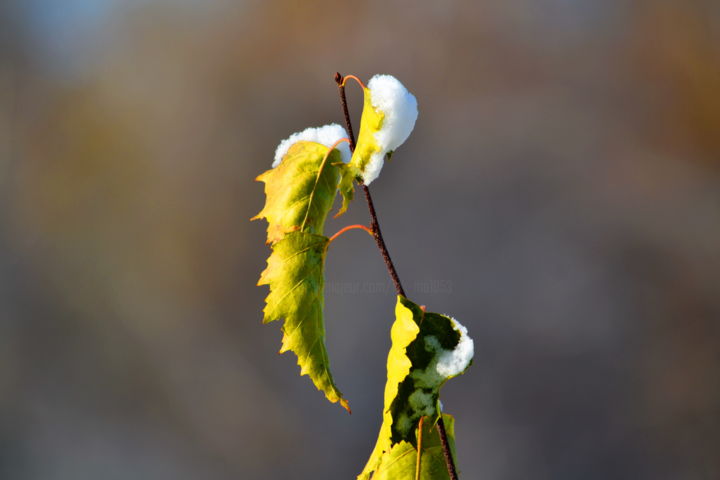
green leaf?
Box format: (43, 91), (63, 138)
(257, 230), (349, 411)
(252, 141), (342, 244)
(335, 164), (357, 218)
(253, 140), (350, 411)
(359, 296), (471, 479)
(368, 414), (457, 480)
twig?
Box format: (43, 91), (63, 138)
(436, 418), (459, 480)
(360, 184), (405, 297)
(334, 72), (406, 298)
(333, 72), (458, 480)
(334, 72), (356, 148)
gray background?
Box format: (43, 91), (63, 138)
(2, 0), (719, 478)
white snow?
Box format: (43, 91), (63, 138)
(435, 317), (474, 378)
(273, 123), (351, 167)
(410, 317), (474, 388)
(361, 74), (418, 184)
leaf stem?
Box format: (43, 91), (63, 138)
(334, 72), (458, 480)
(341, 74), (367, 90)
(328, 224), (374, 244)
(415, 416), (424, 480)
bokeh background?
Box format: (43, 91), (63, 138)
(2, 0), (720, 479)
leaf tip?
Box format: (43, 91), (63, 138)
(333, 206), (347, 219)
(254, 171), (270, 182)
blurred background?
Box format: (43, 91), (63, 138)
(2, 0), (720, 478)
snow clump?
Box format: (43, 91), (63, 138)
(273, 123), (351, 167)
(361, 74), (418, 184)
(436, 317), (474, 378)
(410, 316), (474, 388)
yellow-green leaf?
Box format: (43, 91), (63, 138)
(253, 141), (342, 244)
(348, 88), (385, 183)
(257, 230), (349, 411)
(347, 74), (418, 185)
(253, 140), (350, 411)
(359, 296), (472, 479)
(369, 414), (457, 480)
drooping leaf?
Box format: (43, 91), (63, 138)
(253, 140), (350, 411)
(359, 296), (472, 479)
(253, 141), (342, 244)
(257, 230), (349, 411)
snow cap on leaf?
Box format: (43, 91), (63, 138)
(368, 74), (418, 155)
(273, 123), (351, 167)
(349, 74), (418, 184)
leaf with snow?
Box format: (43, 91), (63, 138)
(358, 296), (472, 479)
(253, 134), (351, 411)
(349, 74), (418, 185)
(273, 123), (351, 167)
(253, 140), (344, 244)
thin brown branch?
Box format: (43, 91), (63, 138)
(334, 72), (458, 479)
(334, 72), (356, 149)
(334, 72), (406, 298)
(360, 183), (405, 297)
(437, 417), (459, 480)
